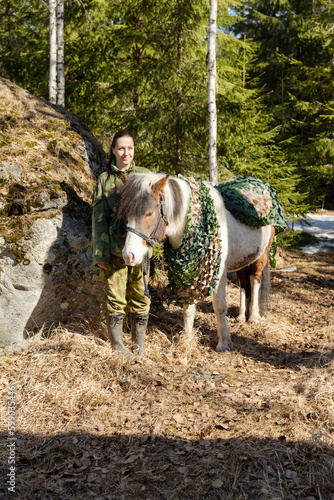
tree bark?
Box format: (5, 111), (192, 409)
(49, 0), (57, 104)
(56, 0), (65, 106)
(208, 0), (218, 185)
(176, 0), (183, 172)
(132, 12), (144, 110)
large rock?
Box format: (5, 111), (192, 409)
(0, 78), (108, 350)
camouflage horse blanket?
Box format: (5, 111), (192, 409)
(216, 176), (286, 233)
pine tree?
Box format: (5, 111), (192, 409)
(92, 0), (211, 175)
(1, 0), (310, 215)
(0, 0), (49, 96)
(214, 25), (305, 214)
(233, 0), (334, 209)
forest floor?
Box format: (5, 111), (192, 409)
(0, 242), (334, 500)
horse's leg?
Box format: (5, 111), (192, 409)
(248, 273), (262, 323)
(213, 271), (233, 352)
(236, 267), (251, 321)
(183, 303), (196, 335)
(248, 227), (275, 323)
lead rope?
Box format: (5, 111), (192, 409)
(143, 251), (151, 299)
(127, 193), (168, 300)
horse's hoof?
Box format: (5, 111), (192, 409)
(237, 315), (246, 322)
(248, 315), (261, 323)
(215, 342), (233, 352)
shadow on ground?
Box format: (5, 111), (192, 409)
(149, 301), (333, 371)
(1, 431), (333, 500)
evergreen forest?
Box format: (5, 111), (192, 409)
(1, 0), (334, 215)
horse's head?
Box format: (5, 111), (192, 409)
(118, 173), (170, 266)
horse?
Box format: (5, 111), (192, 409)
(117, 173), (275, 352)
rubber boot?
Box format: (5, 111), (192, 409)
(131, 314), (149, 356)
(106, 314), (135, 359)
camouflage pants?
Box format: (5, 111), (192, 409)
(100, 255), (150, 316)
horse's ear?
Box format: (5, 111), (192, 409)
(152, 174), (170, 196)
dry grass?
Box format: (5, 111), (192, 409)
(1, 247), (334, 499)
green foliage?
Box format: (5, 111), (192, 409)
(233, 0), (334, 209)
(0, 0), (49, 97)
(53, 0), (213, 175)
(213, 24), (310, 215)
(277, 229), (319, 248)
(2, 0), (333, 215)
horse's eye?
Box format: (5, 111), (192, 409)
(146, 211), (153, 217)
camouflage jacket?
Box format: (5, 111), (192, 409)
(92, 162), (149, 265)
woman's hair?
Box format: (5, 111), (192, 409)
(105, 130), (135, 174)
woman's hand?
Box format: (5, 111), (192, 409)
(97, 263), (109, 270)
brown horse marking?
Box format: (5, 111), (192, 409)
(236, 266), (251, 301)
(236, 226), (275, 321)
(168, 178), (184, 221)
(118, 174), (185, 247)
(151, 174), (169, 197)
(251, 226), (275, 280)
(232, 249), (261, 273)
(237, 226), (275, 284)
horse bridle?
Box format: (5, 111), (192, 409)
(126, 194), (168, 300)
(126, 194), (168, 248)
(126, 194), (169, 247)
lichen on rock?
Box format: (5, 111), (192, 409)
(0, 78), (107, 350)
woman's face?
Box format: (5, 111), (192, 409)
(112, 136), (134, 170)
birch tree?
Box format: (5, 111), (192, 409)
(49, 0), (65, 105)
(56, 0), (65, 106)
(176, 0), (184, 172)
(208, 0), (218, 185)
(49, 0), (57, 103)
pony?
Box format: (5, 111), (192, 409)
(117, 173), (275, 352)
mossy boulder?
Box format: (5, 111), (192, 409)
(0, 78), (108, 350)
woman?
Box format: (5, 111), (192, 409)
(92, 130), (151, 358)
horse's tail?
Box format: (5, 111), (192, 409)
(259, 252), (271, 316)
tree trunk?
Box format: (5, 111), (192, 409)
(132, 12), (144, 110)
(56, 0), (65, 106)
(49, 0), (57, 104)
(208, 0), (218, 185)
(176, 0), (183, 173)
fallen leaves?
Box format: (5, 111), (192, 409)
(211, 478), (224, 488)
(0, 248), (333, 499)
(172, 413), (185, 425)
(123, 454), (140, 464)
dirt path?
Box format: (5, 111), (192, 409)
(0, 248), (333, 499)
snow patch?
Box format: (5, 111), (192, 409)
(289, 213), (334, 254)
